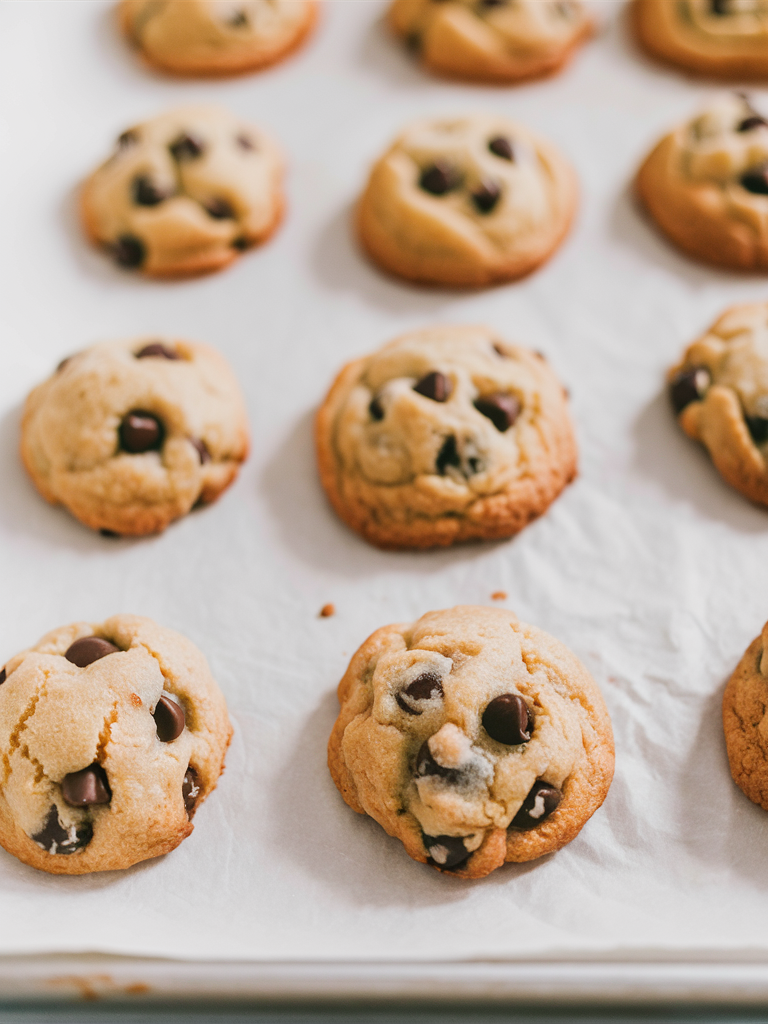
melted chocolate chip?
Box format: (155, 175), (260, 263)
(119, 411), (163, 453)
(741, 164), (768, 195)
(65, 636), (120, 668)
(747, 415), (768, 444)
(132, 175), (172, 207)
(154, 694), (186, 742)
(482, 694), (532, 745)
(420, 161), (462, 196)
(100, 529), (121, 539)
(423, 833), (471, 870)
(414, 371), (452, 402)
(169, 132), (205, 161)
(510, 780), (561, 830)
(489, 136), (514, 161)
(32, 807), (92, 855)
(436, 435), (461, 475)
(112, 234), (145, 269)
(61, 764), (111, 807)
(738, 115), (768, 132)
(711, 0), (729, 12)
(118, 129), (139, 149)
(136, 342), (179, 360)
(183, 767), (201, 818)
(369, 396), (385, 421)
(232, 236), (250, 251)
(669, 366), (710, 414)
(227, 9), (249, 26)
(396, 672), (443, 714)
(472, 180), (501, 214)
(191, 438), (211, 464)
(0, 668), (5, 686)
(204, 198), (235, 220)
(474, 393), (520, 432)
(236, 133), (256, 151)
(416, 740), (461, 782)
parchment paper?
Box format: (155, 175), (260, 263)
(2, 0), (768, 963)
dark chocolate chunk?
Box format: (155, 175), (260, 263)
(420, 161), (462, 196)
(489, 136), (514, 161)
(136, 342), (179, 360)
(471, 180), (501, 214)
(169, 132), (205, 161)
(65, 636), (120, 668)
(236, 133), (256, 151)
(436, 435), (461, 475)
(474, 393), (521, 432)
(479, 0), (508, 5)
(669, 366), (710, 414)
(132, 175), (172, 207)
(510, 780), (561, 830)
(227, 9), (249, 26)
(191, 438), (211, 464)
(183, 767), (201, 818)
(423, 833), (471, 870)
(482, 694), (532, 745)
(61, 764), (111, 807)
(416, 740), (460, 782)
(232, 236), (250, 250)
(738, 115), (768, 132)
(414, 371), (452, 402)
(204, 198), (235, 220)
(32, 806), (92, 855)
(100, 529), (121, 539)
(740, 163), (768, 195)
(119, 411), (163, 453)
(112, 234), (146, 269)
(118, 129), (139, 149)
(711, 0), (729, 12)
(369, 396), (385, 421)
(154, 694), (186, 742)
(396, 672), (443, 714)
(746, 415), (768, 444)
(0, 668), (5, 686)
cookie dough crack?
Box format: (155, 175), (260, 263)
(2, 674), (48, 785)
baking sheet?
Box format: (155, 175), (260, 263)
(3, 0), (768, 965)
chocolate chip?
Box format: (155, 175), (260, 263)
(112, 234), (145, 269)
(711, 0), (729, 12)
(479, 0), (508, 6)
(236, 134), (256, 151)
(118, 129), (139, 149)
(471, 180), (501, 214)
(65, 636), (120, 668)
(669, 366), (710, 414)
(227, 9), (249, 26)
(747, 415), (768, 443)
(369, 396), (385, 421)
(474, 393), (520, 432)
(406, 31), (421, 50)
(741, 164), (768, 194)
(61, 764), (111, 807)
(204, 198), (235, 220)
(191, 438), (211, 464)
(56, 355), (73, 373)
(738, 115), (768, 132)
(396, 672), (443, 714)
(169, 132), (205, 161)
(0, 668), (5, 685)
(420, 161), (462, 196)
(414, 372), (452, 402)
(132, 175), (172, 207)
(154, 694), (186, 742)
(423, 833), (471, 870)
(232, 236), (250, 251)
(119, 411), (163, 453)
(489, 136), (514, 161)
(416, 740), (460, 782)
(482, 694), (532, 745)
(100, 529), (121, 539)
(32, 807), (92, 855)
(183, 767), (201, 818)
(136, 342), (179, 360)
(510, 780), (561, 830)
(436, 435), (461, 475)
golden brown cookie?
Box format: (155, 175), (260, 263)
(119, 0), (318, 77)
(81, 105), (284, 278)
(21, 337), (250, 537)
(0, 616), (232, 875)
(328, 605), (614, 879)
(315, 325), (577, 550)
(636, 93), (768, 271)
(634, 0), (768, 79)
(389, 0), (593, 84)
(723, 618), (768, 810)
(357, 113), (578, 288)
(668, 303), (768, 506)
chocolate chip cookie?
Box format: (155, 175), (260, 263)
(119, 0), (318, 77)
(328, 605), (614, 879)
(357, 114), (577, 288)
(315, 325), (577, 550)
(389, 0), (593, 84)
(637, 94), (768, 271)
(723, 618), (768, 810)
(81, 105), (284, 277)
(668, 303), (768, 506)
(21, 337), (250, 536)
(634, 0), (768, 78)
(0, 616), (232, 874)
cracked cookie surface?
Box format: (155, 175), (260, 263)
(0, 615), (232, 875)
(328, 605), (614, 879)
(81, 105), (284, 277)
(389, 0), (592, 84)
(119, 0), (318, 77)
(21, 336), (250, 536)
(315, 325), (577, 550)
(723, 619), (768, 810)
(356, 113), (577, 287)
(637, 94), (768, 270)
(668, 302), (768, 507)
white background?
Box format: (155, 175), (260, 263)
(2, 0), (768, 962)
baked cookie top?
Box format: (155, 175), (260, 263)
(634, 0), (768, 77)
(0, 615), (232, 875)
(669, 303), (768, 506)
(724, 618), (768, 811)
(21, 337), (250, 537)
(636, 94), (768, 270)
(389, 0), (592, 83)
(315, 325), (577, 549)
(328, 605), (614, 879)
(81, 105), (284, 278)
(119, 0), (318, 76)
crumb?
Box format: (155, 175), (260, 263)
(319, 604), (335, 618)
(491, 591), (507, 601)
